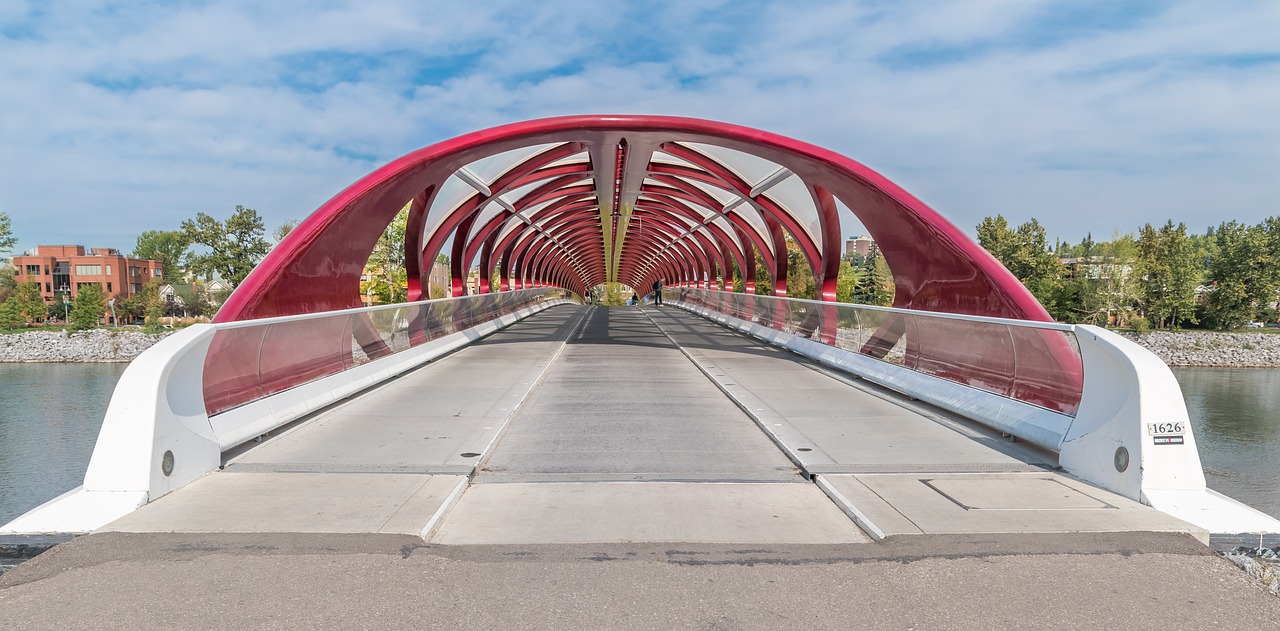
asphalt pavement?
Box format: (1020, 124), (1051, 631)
(2, 531), (1277, 630)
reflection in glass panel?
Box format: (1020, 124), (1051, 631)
(203, 289), (574, 417)
(496, 220), (534, 246)
(258, 317), (350, 398)
(764, 174), (819, 244)
(546, 151), (590, 169)
(667, 288), (1084, 416)
(464, 144), (558, 185)
(708, 216), (742, 251)
(663, 174), (739, 205)
(498, 179), (553, 208)
(422, 174), (476, 244)
(649, 151), (702, 170)
(912, 318), (1016, 398)
(467, 201), (506, 244)
(726, 203), (768, 245)
(1009, 328), (1083, 415)
(682, 143), (782, 185)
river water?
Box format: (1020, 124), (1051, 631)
(1172, 367), (1280, 520)
(0, 363), (128, 525)
(0, 364), (1277, 525)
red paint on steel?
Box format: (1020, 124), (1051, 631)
(206, 115), (1074, 415)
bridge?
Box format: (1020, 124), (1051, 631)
(3, 116), (1278, 628)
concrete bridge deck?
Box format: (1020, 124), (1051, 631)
(97, 304), (1193, 543)
(4, 305), (1277, 628)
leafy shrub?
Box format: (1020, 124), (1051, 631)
(0, 297), (24, 329)
(1131, 316), (1152, 334)
(69, 284), (106, 330)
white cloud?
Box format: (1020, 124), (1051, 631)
(1, 0), (1277, 254)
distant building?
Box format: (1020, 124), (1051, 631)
(428, 261), (449, 298)
(160, 279), (231, 315)
(1060, 257), (1132, 281)
(844, 235), (874, 257)
(359, 267), (381, 306)
(465, 268), (480, 295)
(11, 245), (163, 321)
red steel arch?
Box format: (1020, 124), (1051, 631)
(216, 115), (1051, 324)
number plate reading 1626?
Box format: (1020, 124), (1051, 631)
(1146, 422), (1185, 435)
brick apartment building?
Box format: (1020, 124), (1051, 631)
(11, 245), (164, 319)
(844, 235), (874, 257)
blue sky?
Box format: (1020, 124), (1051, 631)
(1, 0), (1277, 255)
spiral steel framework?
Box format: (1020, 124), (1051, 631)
(213, 115), (1053, 324)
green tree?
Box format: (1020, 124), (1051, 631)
(145, 283), (166, 328)
(12, 281), (46, 324)
(976, 215), (1020, 272)
(182, 205), (270, 287)
(835, 260), (864, 303)
(841, 250), (866, 267)
(0, 214), (18, 307)
(69, 283), (106, 330)
(273, 219), (300, 244)
(1135, 221), (1200, 329)
(1078, 234), (1141, 327)
(167, 283), (213, 318)
(119, 278), (165, 326)
(1204, 219), (1280, 330)
(868, 246), (895, 306)
(1041, 277), (1086, 323)
(852, 243), (894, 306)
(598, 282), (627, 306)
(0, 297), (24, 329)
(360, 206), (409, 304)
(753, 245), (773, 295)
(976, 215), (1064, 312)
(133, 230), (190, 280)
(0, 211), (16, 255)
(784, 235), (816, 300)
(0, 262), (18, 304)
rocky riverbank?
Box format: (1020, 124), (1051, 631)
(3, 326), (1280, 367)
(0, 329), (173, 362)
(1119, 331), (1280, 368)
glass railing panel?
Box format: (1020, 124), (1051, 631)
(203, 327), (268, 415)
(258, 316), (352, 398)
(669, 288), (1082, 416)
(203, 288), (573, 417)
(387, 306), (412, 353)
(347, 316), (371, 367)
(908, 317), (1016, 398)
(1009, 327), (1084, 415)
(352, 309), (397, 361)
(849, 307), (910, 367)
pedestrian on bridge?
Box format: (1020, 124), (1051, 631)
(652, 279), (663, 305)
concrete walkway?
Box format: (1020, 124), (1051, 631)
(104, 305), (586, 537)
(645, 306), (1202, 540)
(3, 304), (1272, 628)
(98, 304), (1202, 544)
(433, 306), (864, 544)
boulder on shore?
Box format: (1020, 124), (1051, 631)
(0, 329), (173, 363)
(1120, 331), (1280, 368)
